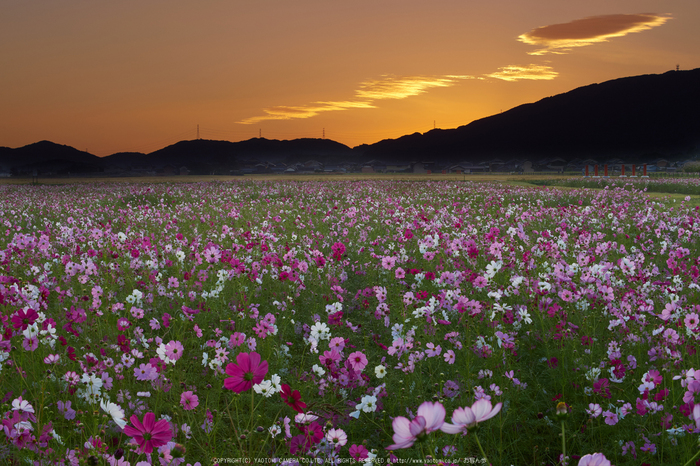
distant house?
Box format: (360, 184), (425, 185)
(386, 164), (410, 172)
(361, 166), (375, 173)
(545, 157), (567, 172)
(179, 166), (190, 176)
(323, 165), (346, 173)
(449, 163), (488, 174)
(521, 161), (534, 173)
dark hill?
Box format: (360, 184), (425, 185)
(0, 141), (104, 174)
(109, 138), (358, 173)
(358, 68), (700, 163)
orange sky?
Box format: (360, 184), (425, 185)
(1, 0), (698, 156)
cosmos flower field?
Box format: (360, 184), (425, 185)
(2, 180), (700, 466)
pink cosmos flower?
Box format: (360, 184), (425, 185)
(348, 351), (368, 371)
(577, 453), (611, 466)
(386, 401), (445, 450)
(229, 332), (246, 348)
(443, 350), (456, 365)
(180, 391), (199, 411)
(224, 351), (268, 393)
(440, 399), (502, 434)
(123, 412), (173, 454)
(165, 340), (184, 362)
(134, 363), (158, 381)
(382, 256), (396, 270)
(602, 410), (618, 426)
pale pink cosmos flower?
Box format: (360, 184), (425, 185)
(443, 350), (455, 365)
(586, 403), (602, 418)
(693, 403), (700, 430)
(386, 401), (446, 450)
(326, 428), (348, 447)
(440, 398), (502, 434)
(577, 452), (611, 466)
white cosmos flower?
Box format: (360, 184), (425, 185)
(309, 322), (331, 341)
(253, 380), (274, 397)
(375, 365), (386, 379)
(518, 309), (532, 325)
(359, 395), (377, 413)
(100, 399), (127, 429)
(12, 397), (34, 414)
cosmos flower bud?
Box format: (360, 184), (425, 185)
(556, 401), (569, 420)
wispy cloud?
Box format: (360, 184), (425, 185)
(485, 64), (558, 81)
(354, 75), (471, 100)
(518, 13), (671, 55)
(239, 101), (375, 124)
(238, 75), (472, 124)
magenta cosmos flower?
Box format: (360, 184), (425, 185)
(224, 351), (268, 393)
(440, 398), (502, 434)
(577, 453), (612, 466)
(386, 401), (445, 450)
(122, 412), (172, 454)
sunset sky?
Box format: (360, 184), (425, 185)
(1, 0), (699, 156)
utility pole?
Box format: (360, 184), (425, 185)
(323, 128), (325, 139)
(677, 64), (680, 71)
(259, 128), (261, 138)
(197, 124), (200, 139)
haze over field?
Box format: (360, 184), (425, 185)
(1, 1), (699, 156)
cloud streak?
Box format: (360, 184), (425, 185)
(519, 13), (670, 55)
(485, 65), (558, 82)
(239, 101), (375, 124)
(238, 75), (472, 124)
(354, 75), (471, 100)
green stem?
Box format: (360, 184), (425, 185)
(474, 432), (490, 465)
(419, 442), (428, 465)
(561, 421), (566, 465)
(248, 389), (255, 454)
(684, 449), (700, 466)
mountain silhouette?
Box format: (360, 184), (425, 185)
(359, 68), (700, 163)
(2, 68), (699, 175)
